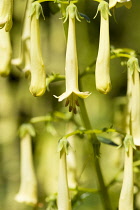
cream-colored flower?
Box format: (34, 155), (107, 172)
(29, 2), (46, 97)
(0, 0), (13, 31)
(0, 28), (12, 76)
(15, 132), (37, 205)
(12, 0), (31, 76)
(57, 147), (71, 210)
(119, 135), (134, 210)
(55, 3), (90, 113)
(95, 1), (111, 94)
(109, 0), (132, 9)
(127, 57), (140, 146)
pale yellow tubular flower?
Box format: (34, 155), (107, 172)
(119, 135), (134, 210)
(95, 1), (111, 94)
(12, 0), (31, 76)
(0, 0), (13, 32)
(66, 123), (77, 189)
(15, 132), (38, 205)
(58, 148), (71, 210)
(129, 58), (140, 146)
(109, 0), (132, 9)
(29, 2), (46, 97)
(55, 3), (90, 114)
(0, 28), (12, 76)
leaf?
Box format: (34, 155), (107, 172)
(79, 12), (90, 23)
(97, 136), (118, 146)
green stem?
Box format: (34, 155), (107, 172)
(78, 85), (112, 210)
(70, 187), (99, 193)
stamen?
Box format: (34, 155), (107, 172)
(75, 99), (79, 106)
(73, 107), (77, 114)
(69, 106), (73, 112)
(65, 98), (70, 107)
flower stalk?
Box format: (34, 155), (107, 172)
(0, 0), (13, 31)
(29, 2), (46, 97)
(95, 1), (111, 94)
(55, 3), (90, 113)
(0, 28), (12, 76)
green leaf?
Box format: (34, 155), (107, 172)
(97, 136), (118, 146)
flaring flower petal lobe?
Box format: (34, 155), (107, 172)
(75, 91), (91, 99)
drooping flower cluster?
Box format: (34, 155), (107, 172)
(119, 55), (139, 210)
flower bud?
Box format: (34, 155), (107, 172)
(29, 2), (46, 97)
(0, 28), (12, 76)
(95, 1), (111, 94)
(0, 0), (13, 31)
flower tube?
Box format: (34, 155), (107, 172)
(0, 28), (12, 76)
(15, 124), (37, 205)
(119, 135), (135, 210)
(95, 1), (111, 94)
(12, 0), (31, 76)
(55, 3), (90, 114)
(128, 57), (140, 146)
(0, 0), (13, 31)
(29, 2), (46, 97)
(57, 138), (71, 210)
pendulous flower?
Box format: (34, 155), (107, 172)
(15, 124), (37, 205)
(95, 1), (111, 94)
(57, 139), (71, 210)
(119, 135), (135, 210)
(0, 28), (12, 76)
(0, 0), (13, 32)
(12, 0), (31, 76)
(29, 2), (46, 97)
(55, 3), (90, 114)
(127, 57), (140, 146)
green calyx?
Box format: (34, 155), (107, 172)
(30, 1), (44, 19)
(95, 1), (111, 20)
(63, 3), (80, 22)
(19, 123), (36, 138)
(127, 56), (140, 76)
(123, 134), (136, 153)
(57, 138), (70, 154)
